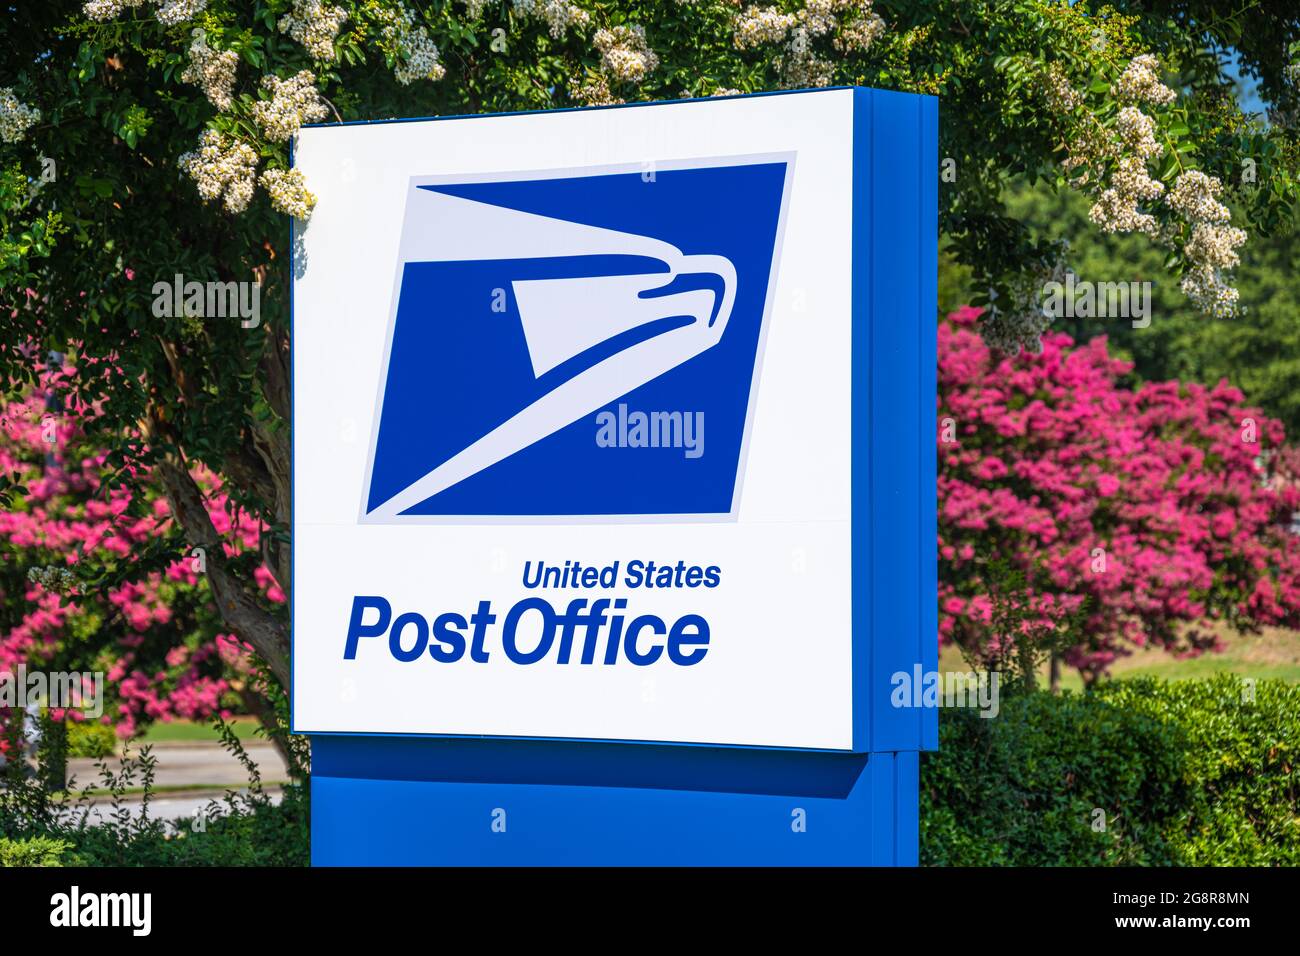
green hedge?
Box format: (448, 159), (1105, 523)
(0, 835), (74, 867)
(922, 674), (1300, 865)
(0, 791), (308, 867)
(66, 720), (118, 759)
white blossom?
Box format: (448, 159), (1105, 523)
(1184, 221), (1246, 271)
(1167, 169), (1231, 224)
(83, 0), (205, 25)
(27, 566), (78, 594)
(779, 27), (835, 88)
(1040, 64), (1082, 113)
(835, 10), (886, 53)
(569, 74), (623, 106)
(1114, 53), (1177, 108)
(1088, 186), (1158, 235)
(1165, 170), (1245, 316)
(252, 71), (330, 143)
(512, 0), (590, 38)
(181, 29), (239, 111)
(735, 2), (885, 84)
(179, 129), (258, 214)
(593, 25), (659, 84)
(261, 167), (317, 219)
(82, 0), (148, 20)
(734, 6), (797, 49)
(376, 3), (447, 84)
(1116, 105), (1163, 159)
(279, 0), (349, 62)
(1180, 264), (1241, 318)
(982, 255), (1068, 356)
(0, 88), (40, 144)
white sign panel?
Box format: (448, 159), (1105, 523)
(293, 90), (860, 749)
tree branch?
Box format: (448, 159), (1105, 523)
(154, 453), (291, 688)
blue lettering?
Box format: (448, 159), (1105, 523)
(344, 595), (391, 659)
(667, 614), (710, 665)
(389, 611), (429, 662)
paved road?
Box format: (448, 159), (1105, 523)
(60, 788), (284, 831)
(67, 741), (289, 791)
(60, 742), (291, 828)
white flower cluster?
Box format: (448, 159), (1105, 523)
(85, 0), (206, 24)
(593, 26), (659, 84)
(1088, 184), (1157, 234)
(1040, 64), (1082, 113)
(279, 0), (349, 62)
(735, 2), (884, 87)
(1064, 55), (1245, 319)
(156, 0), (207, 24)
(28, 565), (78, 594)
(1116, 105), (1162, 159)
(0, 87), (40, 144)
(1184, 222), (1246, 270)
(1113, 53), (1176, 107)
(181, 29), (239, 111)
(834, 8), (886, 53)
(780, 27), (835, 88)
(734, 6), (797, 49)
(983, 254), (1069, 355)
(1169, 171), (1245, 317)
(261, 167), (317, 219)
(569, 74), (622, 106)
(179, 129), (258, 214)
(1167, 169), (1230, 223)
(376, 3), (447, 84)
(513, 0), (590, 39)
(252, 70), (329, 142)
(463, 0), (489, 17)
(82, 0), (148, 20)
(1086, 103), (1165, 236)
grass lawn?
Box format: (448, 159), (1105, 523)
(136, 716), (263, 744)
(939, 624), (1300, 691)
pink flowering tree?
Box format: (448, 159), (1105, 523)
(939, 307), (1300, 682)
(0, 352), (284, 751)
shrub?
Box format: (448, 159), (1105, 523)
(0, 835), (73, 866)
(1, 722), (308, 867)
(922, 674), (1300, 866)
(66, 720), (117, 759)
(939, 308), (1300, 680)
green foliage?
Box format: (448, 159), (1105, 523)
(41, 785), (309, 867)
(1096, 676), (1300, 865)
(1002, 181), (1300, 437)
(922, 674), (1300, 865)
(1, 725), (307, 866)
(66, 719), (118, 758)
(0, 834), (74, 866)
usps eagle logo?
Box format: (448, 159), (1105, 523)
(361, 155), (793, 520)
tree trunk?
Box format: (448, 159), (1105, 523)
(156, 459), (291, 688)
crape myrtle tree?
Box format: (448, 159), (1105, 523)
(0, 358), (276, 753)
(938, 307), (1300, 686)
(1, 1), (1299, 713)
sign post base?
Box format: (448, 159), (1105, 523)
(311, 736), (919, 866)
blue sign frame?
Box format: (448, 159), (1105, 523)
(295, 86), (937, 865)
